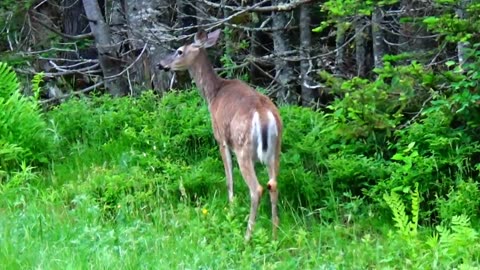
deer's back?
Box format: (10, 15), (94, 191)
(209, 79), (282, 149)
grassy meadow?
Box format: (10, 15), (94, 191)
(1, 65), (480, 268)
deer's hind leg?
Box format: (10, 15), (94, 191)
(236, 151), (263, 242)
(266, 141), (280, 240)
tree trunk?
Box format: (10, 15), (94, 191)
(372, 6), (385, 69)
(109, 1), (126, 47)
(248, 0), (265, 85)
(64, 0), (90, 36)
(300, 3), (314, 106)
(398, 0), (435, 61)
(82, 0), (128, 96)
(272, 0), (295, 104)
(397, 0), (410, 55)
(109, 0), (132, 93)
(334, 21), (346, 76)
(355, 16), (367, 77)
(123, 0), (172, 93)
(63, 0), (96, 60)
(456, 0), (471, 66)
(249, 29), (266, 85)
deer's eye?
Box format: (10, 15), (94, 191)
(177, 49), (183, 56)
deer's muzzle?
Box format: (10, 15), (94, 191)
(157, 62), (170, 72)
(157, 53), (178, 72)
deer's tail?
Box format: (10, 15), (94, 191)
(253, 110), (279, 165)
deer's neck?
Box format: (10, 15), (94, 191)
(188, 50), (222, 104)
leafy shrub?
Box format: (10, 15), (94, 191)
(0, 62), (52, 173)
(318, 47), (480, 221)
(48, 92), (154, 149)
(48, 90), (215, 161)
(137, 90), (216, 162)
(48, 90), (224, 214)
(436, 179), (480, 222)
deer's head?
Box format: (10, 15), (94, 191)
(157, 29), (221, 72)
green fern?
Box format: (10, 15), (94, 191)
(409, 182), (420, 236)
(384, 191), (409, 235)
(435, 214), (479, 266)
(383, 182), (420, 238)
(31, 72), (44, 101)
(0, 62), (53, 172)
(0, 62), (20, 98)
(0, 140), (25, 171)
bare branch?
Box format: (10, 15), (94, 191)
(21, 46), (79, 56)
(30, 11), (93, 40)
(104, 43), (148, 80)
(396, 95), (433, 130)
(15, 65), (101, 77)
(223, 22), (298, 32)
(248, 22), (372, 63)
(200, 0), (318, 13)
(48, 60), (99, 73)
(40, 80), (104, 104)
(153, 0), (271, 42)
(48, 59), (98, 69)
(302, 80), (324, 89)
(33, 0), (48, 10)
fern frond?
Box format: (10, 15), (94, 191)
(384, 191), (409, 235)
(451, 214), (470, 229)
(0, 62), (52, 170)
(436, 224), (451, 241)
(409, 182), (420, 236)
(426, 231), (439, 249)
(0, 140), (25, 170)
(437, 214), (478, 264)
(31, 72), (44, 101)
(0, 62), (20, 98)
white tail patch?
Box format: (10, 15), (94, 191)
(252, 111), (278, 164)
(266, 110), (278, 159)
(252, 112), (262, 161)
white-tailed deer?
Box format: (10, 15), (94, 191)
(158, 29), (283, 241)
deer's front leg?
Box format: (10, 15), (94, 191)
(220, 142), (234, 203)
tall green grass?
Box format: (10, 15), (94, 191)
(1, 178), (478, 269)
(1, 61), (480, 268)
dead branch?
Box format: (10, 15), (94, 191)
(104, 43), (148, 79)
(48, 60), (100, 74)
(21, 47), (79, 55)
(152, 0), (271, 42)
(40, 80), (104, 104)
(396, 95), (433, 130)
(30, 11), (93, 40)
(249, 22), (372, 63)
(224, 22), (298, 32)
(200, 0), (318, 13)
(48, 59), (98, 69)
(15, 65), (101, 78)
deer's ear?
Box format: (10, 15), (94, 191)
(203, 29), (221, 48)
(193, 29), (221, 48)
(193, 30), (208, 47)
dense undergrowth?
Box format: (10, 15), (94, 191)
(1, 60), (480, 268)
